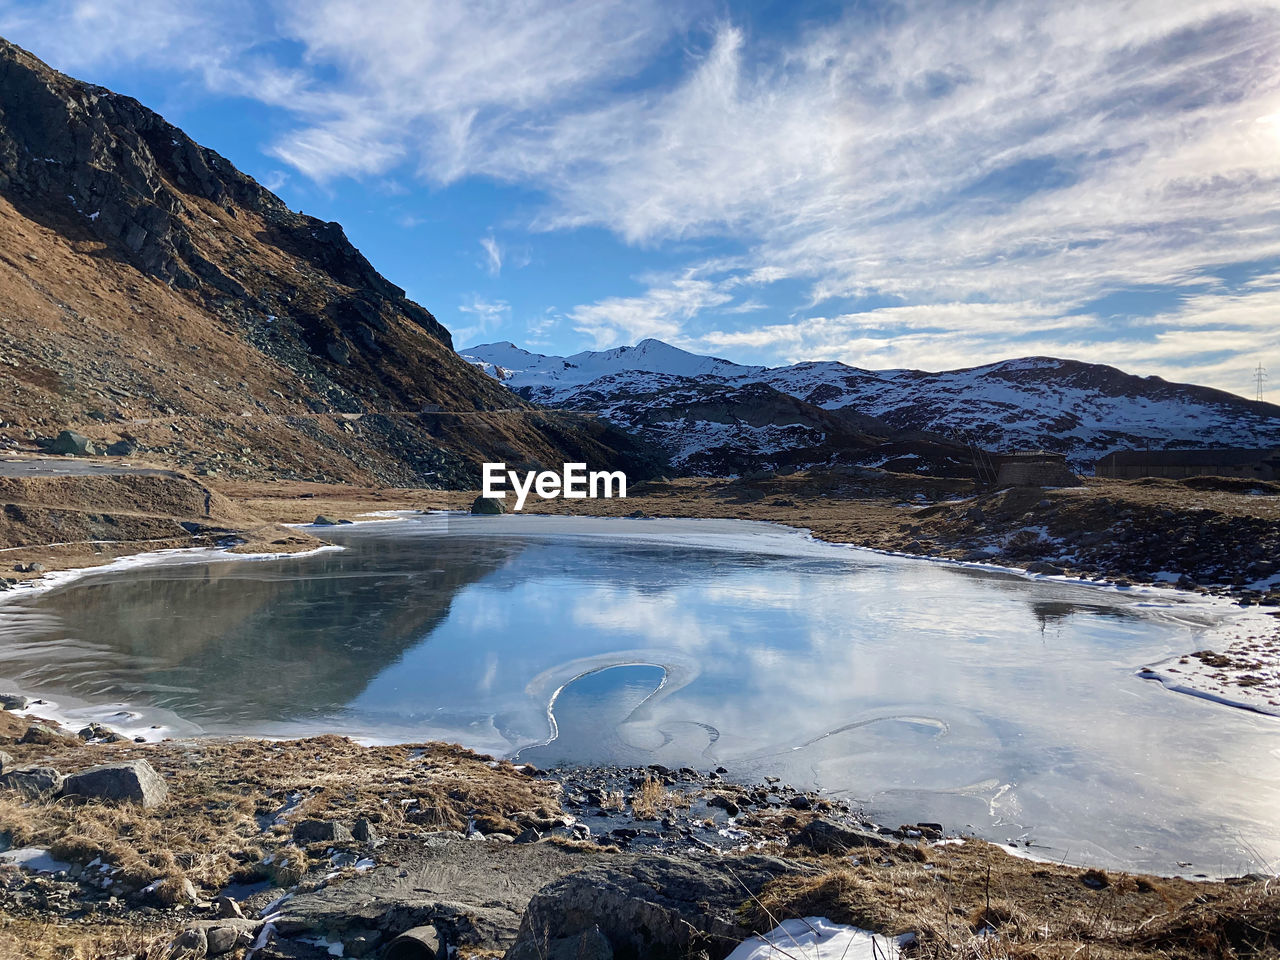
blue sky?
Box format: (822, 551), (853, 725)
(2, 0), (1279, 396)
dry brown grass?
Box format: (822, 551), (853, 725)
(745, 840), (1280, 960)
(0, 918), (173, 960)
(628, 775), (690, 821)
(0, 729), (563, 897)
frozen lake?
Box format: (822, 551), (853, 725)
(1, 514), (1277, 874)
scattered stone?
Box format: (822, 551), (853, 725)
(0, 766), (64, 799)
(790, 818), (894, 855)
(215, 895), (244, 919)
(788, 795), (813, 811)
(292, 819), (353, 844)
(77, 722), (119, 741)
(470, 495), (504, 515)
(706, 795), (739, 818)
(60, 759), (168, 807)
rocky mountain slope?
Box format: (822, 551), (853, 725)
(0, 38), (661, 486)
(462, 339), (1280, 474)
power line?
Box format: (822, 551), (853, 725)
(1255, 362), (1269, 402)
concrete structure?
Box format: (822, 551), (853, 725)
(994, 450), (1079, 487)
(1094, 448), (1280, 481)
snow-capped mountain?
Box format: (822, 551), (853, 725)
(460, 339), (1280, 475)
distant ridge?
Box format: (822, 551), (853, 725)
(462, 339), (1280, 475)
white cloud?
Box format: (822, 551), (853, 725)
(454, 295), (510, 346)
(5, 0), (1280, 391)
(480, 234), (502, 277)
(568, 276), (736, 348)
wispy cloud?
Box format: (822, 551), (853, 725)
(454, 295), (510, 346)
(479, 234), (502, 277)
(5, 0), (1280, 393)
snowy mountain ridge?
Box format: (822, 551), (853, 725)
(459, 339), (1280, 474)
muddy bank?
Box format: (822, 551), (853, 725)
(1, 709), (1277, 960)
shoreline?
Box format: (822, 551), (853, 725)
(5, 503), (1272, 722)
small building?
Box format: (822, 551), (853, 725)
(1095, 448), (1280, 481)
(994, 450), (1079, 487)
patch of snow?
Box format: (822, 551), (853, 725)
(0, 848), (73, 873)
(726, 917), (909, 960)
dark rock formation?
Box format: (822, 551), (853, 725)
(507, 854), (813, 960)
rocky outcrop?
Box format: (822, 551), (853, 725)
(506, 854), (813, 960)
(0, 38), (450, 347)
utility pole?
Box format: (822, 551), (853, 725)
(1256, 362), (1269, 402)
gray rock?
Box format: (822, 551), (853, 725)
(49, 430), (97, 456)
(105, 439), (138, 457)
(507, 854), (811, 960)
(19, 723), (76, 746)
(184, 918), (260, 957)
(60, 759), (168, 807)
(351, 818), (380, 844)
(167, 926), (206, 958)
(0, 766), (64, 799)
(275, 835), (607, 951)
(214, 895), (244, 919)
(790, 818), (894, 855)
(1025, 561), (1065, 575)
(706, 794), (739, 817)
(470, 495), (505, 515)
(312, 515), (340, 526)
(0, 750), (12, 773)
(77, 722), (118, 741)
(0, 693), (28, 710)
(292, 818), (353, 844)
(508, 928), (612, 960)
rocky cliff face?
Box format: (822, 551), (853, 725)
(0, 38), (662, 485)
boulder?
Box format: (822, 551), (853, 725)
(0, 766), (64, 798)
(790, 818), (894, 856)
(105, 439), (138, 457)
(181, 918), (260, 957)
(0, 693), (29, 710)
(313, 515), (340, 526)
(48, 430), (98, 456)
(352, 817), (380, 844)
(470, 495), (504, 515)
(19, 724), (78, 746)
(292, 818), (353, 844)
(60, 759), (168, 807)
(506, 854), (812, 960)
(0, 750), (12, 773)
(508, 928), (612, 960)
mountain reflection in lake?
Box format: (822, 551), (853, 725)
(0, 513), (1276, 874)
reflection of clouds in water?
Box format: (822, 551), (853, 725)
(569, 584), (729, 653)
